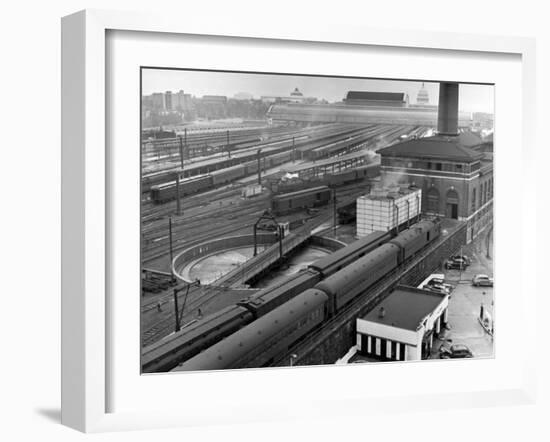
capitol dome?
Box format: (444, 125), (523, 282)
(290, 87), (303, 97)
(416, 82), (429, 105)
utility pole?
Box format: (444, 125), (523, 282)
(175, 171), (181, 216)
(227, 130), (231, 158)
(257, 149), (262, 185)
(184, 128), (188, 159)
(169, 217), (175, 282)
(292, 136), (296, 163)
(173, 288), (181, 332)
(178, 135), (184, 169)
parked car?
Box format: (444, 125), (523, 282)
(424, 283), (451, 295)
(424, 276), (453, 294)
(444, 256), (469, 270)
(439, 344), (474, 359)
(472, 274), (494, 287)
(450, 254), (471, 265)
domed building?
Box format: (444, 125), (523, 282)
(290, 87), (304, 98)
(416, 82), (430, 105)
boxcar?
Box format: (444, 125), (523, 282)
(271, 186), (331, 215)
(211, 164), (246, 186)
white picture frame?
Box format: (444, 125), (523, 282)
(61, 9), (537, 433)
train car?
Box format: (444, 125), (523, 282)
(142, 305), (254, 373)
(238, 268), (322, 318)
(309, 230), (392, 278)
(271, 186), (331, 215)
(210, 164), (246, 186)
(150, 174), (214, 203)
(315, 243), (400, 314)
(173, 289), (329, 371)
(389, 220), (440, 263)
(243, 159), (259, 175)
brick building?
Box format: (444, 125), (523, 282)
(376, 131), (493, 243)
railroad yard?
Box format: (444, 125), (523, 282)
(139, 75), (493, 373)
(141, 122), (425, 347)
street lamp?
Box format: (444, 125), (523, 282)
(172, 278), (201, 333)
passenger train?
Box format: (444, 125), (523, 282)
(141, 219), (440, 372)
(172, 220), (440, 371)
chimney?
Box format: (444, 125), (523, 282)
(437, 82), (459, 135)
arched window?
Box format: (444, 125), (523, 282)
(426, 187), (440, 214)
(446, 189), (460, 219)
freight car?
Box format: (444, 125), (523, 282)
(271, 186), (332, 215)
(172, 219), (440, 371)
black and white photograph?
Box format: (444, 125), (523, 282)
(140, 68), (494, 373)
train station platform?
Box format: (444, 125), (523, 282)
(281, 150), (375, 179)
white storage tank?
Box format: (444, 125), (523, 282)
(356, 187), (422, 237)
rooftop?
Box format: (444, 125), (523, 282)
(376, 133), (485, 162)
(345, 91), (406, 102)
(362, 285), (447, 331)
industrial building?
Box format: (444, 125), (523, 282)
(376, 83), (493, 242)
(356, 285), (449, 361)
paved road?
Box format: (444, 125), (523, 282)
(430, 227), (494, 359)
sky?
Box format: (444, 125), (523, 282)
(142, 68), (494, 114)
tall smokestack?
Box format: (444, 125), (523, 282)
(437, 82), (459, 135)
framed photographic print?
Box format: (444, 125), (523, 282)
(61, 9), (537, 433)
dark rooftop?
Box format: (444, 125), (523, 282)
(376, 133), (485, 162)
(345, 91), (406, 102)
(362, 285), (447, 331)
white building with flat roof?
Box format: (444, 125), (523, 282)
(356, 285), (449, 361)
(356, 186), (421, 237)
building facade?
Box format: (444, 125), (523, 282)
(356, 286), (449, 361)
(377, 133), (493, 243)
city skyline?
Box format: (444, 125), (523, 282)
(142, 69), (494, 114)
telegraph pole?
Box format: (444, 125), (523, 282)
(175, 171), (181, 216)
(169, 216), (175, 282)
(227, 130), (231, 158)
(178, 135), (184, 169)
(173, 288), (181, 332)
